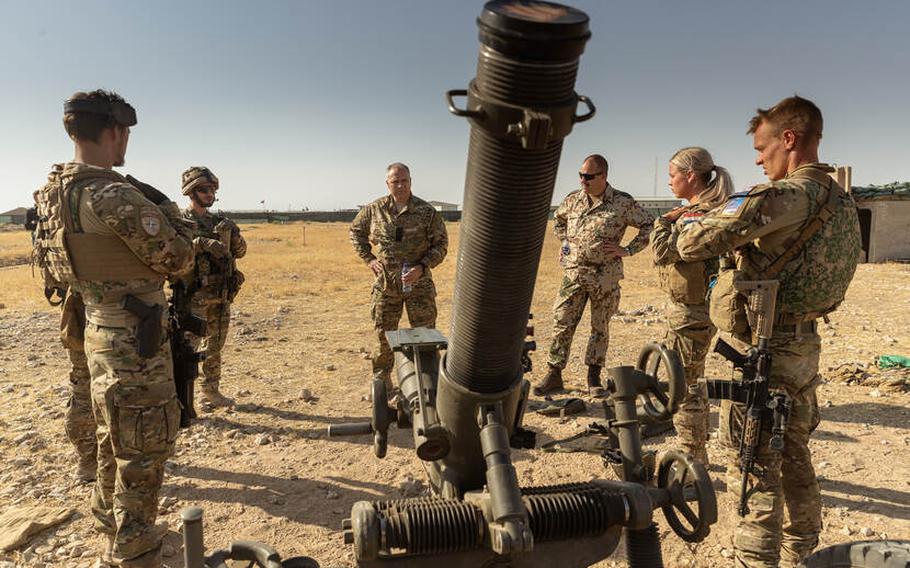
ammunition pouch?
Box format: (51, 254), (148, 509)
(708, 269), (748, 335)
(659, 261), (710, 305)
(227, 268), (244, 302)
(120, 294), (164, 358)
(60, 292), (87, 351)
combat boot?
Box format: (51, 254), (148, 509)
(587, 365), (606, 398)
(74, 455), (97, 483)
(120, 546), (162, 568)
(200, 384), (235, 408)
(532, 365), (564, 396)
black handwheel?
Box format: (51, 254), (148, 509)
(635, 342), (684, 421)
(656, 450), (717, 542)
(371, 379), (391, 458)
(204, 543), (321, 568)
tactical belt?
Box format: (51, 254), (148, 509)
(773, 320), (817, 336)
(67, 232), (161, 281)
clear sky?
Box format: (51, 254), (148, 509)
(1, 0), (908, 213)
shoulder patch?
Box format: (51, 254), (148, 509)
(720, 196), (748, 216)
(140, 207), (162, 236)
(680, 211), (705, 225)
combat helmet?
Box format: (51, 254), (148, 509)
(182, 166), (219, 195)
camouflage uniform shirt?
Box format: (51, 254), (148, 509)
(555, 185), (654, 289)
(350, 194), (448, 294)
(183, 207), (247, 301)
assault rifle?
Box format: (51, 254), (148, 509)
(170, 279), (206, 428)
(701, 279), (791, 516)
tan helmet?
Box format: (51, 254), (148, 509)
(181, 166), (219, 195)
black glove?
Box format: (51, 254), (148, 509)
(126, 175), (169, 205)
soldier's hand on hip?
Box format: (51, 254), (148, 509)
(369, 259), (383, 276)
(602, 242), (628, 259)
(402, 264), (424, 285)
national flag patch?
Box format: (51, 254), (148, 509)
(721, 196), (748, 216)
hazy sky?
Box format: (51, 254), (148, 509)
(1, 0), (908, 213)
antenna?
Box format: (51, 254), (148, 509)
(653, 156), (658, 196)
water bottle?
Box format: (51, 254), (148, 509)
(401, 262), (413, 294)
(560, 239), (570, 265)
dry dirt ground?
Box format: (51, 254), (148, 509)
(0, 222), (907, 567)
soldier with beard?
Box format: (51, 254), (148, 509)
(181, 166), (246, 408)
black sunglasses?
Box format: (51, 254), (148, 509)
(196, 187), (216, 195)
(579, 171), (603, 181)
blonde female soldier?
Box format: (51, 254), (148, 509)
(651, 147), (734, 464)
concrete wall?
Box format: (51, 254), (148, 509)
(856, 200), (910, 263)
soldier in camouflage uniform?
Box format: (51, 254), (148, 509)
(350, 163), (448, 389)
(652, 147), (735, 464)
(535, 155), (654, 397)
(676, 97), (861, 568)
(181, 166), (247, 408)
(32, 90), (194, 568)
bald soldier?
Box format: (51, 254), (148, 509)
(350, 163), (448, 391)
(535, 154), (654, 397)
(32, 90), (194, 567)
(677, 96), (860, 567)
(181, 167), (247, 408)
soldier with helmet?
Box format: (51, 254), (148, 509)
(32, 90), (194, 567)
(676, 96), (861, 567)
(181, 166), (246, 408)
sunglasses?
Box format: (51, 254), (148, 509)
(196, 187), (216, 195)
(579, 171), (603, 181)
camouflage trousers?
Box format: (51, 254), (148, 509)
(664, 302), (714, 463)
(190, 299), (232, 389)
(61, 290), (97, 468)
(85, 320), (180, 561)
(547, 275), (620, 370)
(719, 330), (822, 568)
(371, 279), (437, 385)
(65, 347), (97, 467)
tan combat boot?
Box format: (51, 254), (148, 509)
(200, 384), (235, 408)
(119, 546), (162, 568)
(532, 365), (564, 396)
(586, 364), (606, 398)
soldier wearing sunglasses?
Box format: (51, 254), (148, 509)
(535, 154), (654, 397)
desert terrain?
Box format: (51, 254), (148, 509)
(0, 221), (907, 567)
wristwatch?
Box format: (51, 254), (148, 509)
(623, 246), (632, 256)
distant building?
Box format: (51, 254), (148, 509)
(636, 197), (682, 217)
(428, 200), (459, 212)
(0, 207), (28, 225)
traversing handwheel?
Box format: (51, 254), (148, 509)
(203, 541), (320, 568)
(635, 342), (685, 421)
(371, 379), (392, 458)
(655, 450), (717, 542)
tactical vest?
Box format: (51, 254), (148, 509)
(32, 165), (159, 287)
(747, 166), (861, 319)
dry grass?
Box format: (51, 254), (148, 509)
(0, 221), (908, 567)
